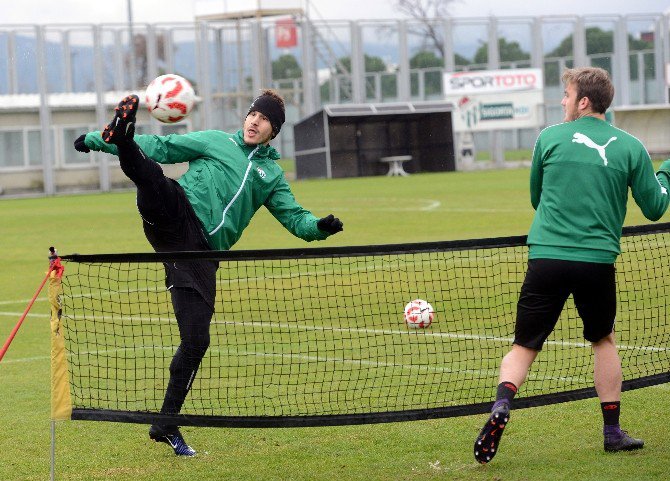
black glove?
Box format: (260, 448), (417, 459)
(74, 134), (90, 153)
(317, 214), (343, 235)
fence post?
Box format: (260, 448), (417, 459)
(36, 25), (55, 195)
(93, 24), (110, 192)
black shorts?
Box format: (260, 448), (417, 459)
(141, 180), (219, 308)
(514, 258), (616, 350)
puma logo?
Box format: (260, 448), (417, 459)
(572, 132), (617, 166)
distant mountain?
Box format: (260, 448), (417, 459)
(0, 31), (447, 95)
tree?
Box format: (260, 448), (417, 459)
(126, 32), (168, 87)
(394, 0), (457, 59)
(473, 38), (531, 66)
(335, 54), (387, 74)
(628, 35), (655, 81)
(544, 27), (655, 84)
(546, 27), (609, 57)
(321, 54), (393, 101)
(272, 54), (302, 80)
(395, 0), (454, 19)
(454, 53), (470, 67)
(410, 50), (444, 69)
(410, 50), (444, 95)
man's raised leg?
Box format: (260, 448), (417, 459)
(103, 95), (181, 224)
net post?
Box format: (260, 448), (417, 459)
(50, 420), (56, 481)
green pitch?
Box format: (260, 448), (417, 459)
(1, 167), (668, 480)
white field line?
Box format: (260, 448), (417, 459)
(205, 347), (503, 378)
(328, 197), (527, 213)
(1, 308), (666, 385)
(0, 251), (529, 307)
(1, 334), (584, 384)
(1, 310), (667, 353)
(0, 298), (51, 305)
(0, 309), (662, 352)
(211, 319), (670, 353)
(0, 262), (396, 305)
(204, 347), (593, 384)
(1, 236), (661, 308)
(0, 311), (53, 319)
(420, 200), (441, 211)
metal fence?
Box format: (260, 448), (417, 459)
(0, 12), (668, 194)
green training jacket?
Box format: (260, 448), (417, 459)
(528, 116), (670, 263)
(85, 129), (330, 250)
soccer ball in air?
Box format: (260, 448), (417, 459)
(404, 299), (434, 328)
(145, 74), (195, 123)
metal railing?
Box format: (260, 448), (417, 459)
(0, 12), (667, 194)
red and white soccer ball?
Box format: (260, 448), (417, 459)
(404, 299), (435, 328)
(145, 74), (195, 123)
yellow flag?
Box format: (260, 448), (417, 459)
(50, 275), (72, 420)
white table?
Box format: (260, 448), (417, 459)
(380, 155), (412, 176)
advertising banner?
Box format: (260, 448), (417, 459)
(444, 68), (544, 132)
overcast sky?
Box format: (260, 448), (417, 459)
(1, 0), (668, 24)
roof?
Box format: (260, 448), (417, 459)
(196, 8), (303, 21)
(324, 101), (454, 117)
(612, 103), (670, 112)
(0, 91), (143, 112)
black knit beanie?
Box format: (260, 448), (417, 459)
(247, 93), (285, 138)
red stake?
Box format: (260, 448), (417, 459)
(0, 267), (53, 362)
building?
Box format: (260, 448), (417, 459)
(0, 12), (668, 194)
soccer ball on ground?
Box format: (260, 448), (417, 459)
(144, 74), (195, 123)
(404, 299), (434, 328)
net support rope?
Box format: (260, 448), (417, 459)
(58, 223), (670, 427)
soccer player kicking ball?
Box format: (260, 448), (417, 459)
(474, 67), (670, 464)
(74, 89), (343, 456)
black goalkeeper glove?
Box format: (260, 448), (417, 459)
(74, 134), (90, 153)
(317, 214), (343, 235)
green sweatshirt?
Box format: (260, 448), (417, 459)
(528, 116), (670, 263)
(85, 129), (329, 250)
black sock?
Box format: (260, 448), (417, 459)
(496, 381), (518, 403)
(491, 381), (517, 411)
(600, 401), (621, 426)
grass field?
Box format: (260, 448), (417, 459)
(1, 167), (669, 480)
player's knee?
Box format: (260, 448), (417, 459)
(591, 331), (616, 347)
(193, 335), (210, 357)
(183, 334), (210, 360)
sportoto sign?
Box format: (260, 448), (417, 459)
(444, 68), (544, 132)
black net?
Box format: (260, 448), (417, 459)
(59, 223), (670, 427)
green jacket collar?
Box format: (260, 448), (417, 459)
(234, 130), (280, 161)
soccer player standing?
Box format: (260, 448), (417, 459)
(74, 89), (343, 456)
(474, 67), (670, 464)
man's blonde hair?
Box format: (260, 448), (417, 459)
(561, 67), (614, 114)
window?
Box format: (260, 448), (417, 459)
(27, 130), (43, 166)
(25, 128), (56, 167)
(0, 131), (24, 167)
(62, 127), (93, 165)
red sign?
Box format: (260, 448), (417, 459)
(275, 18), (297, 48)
